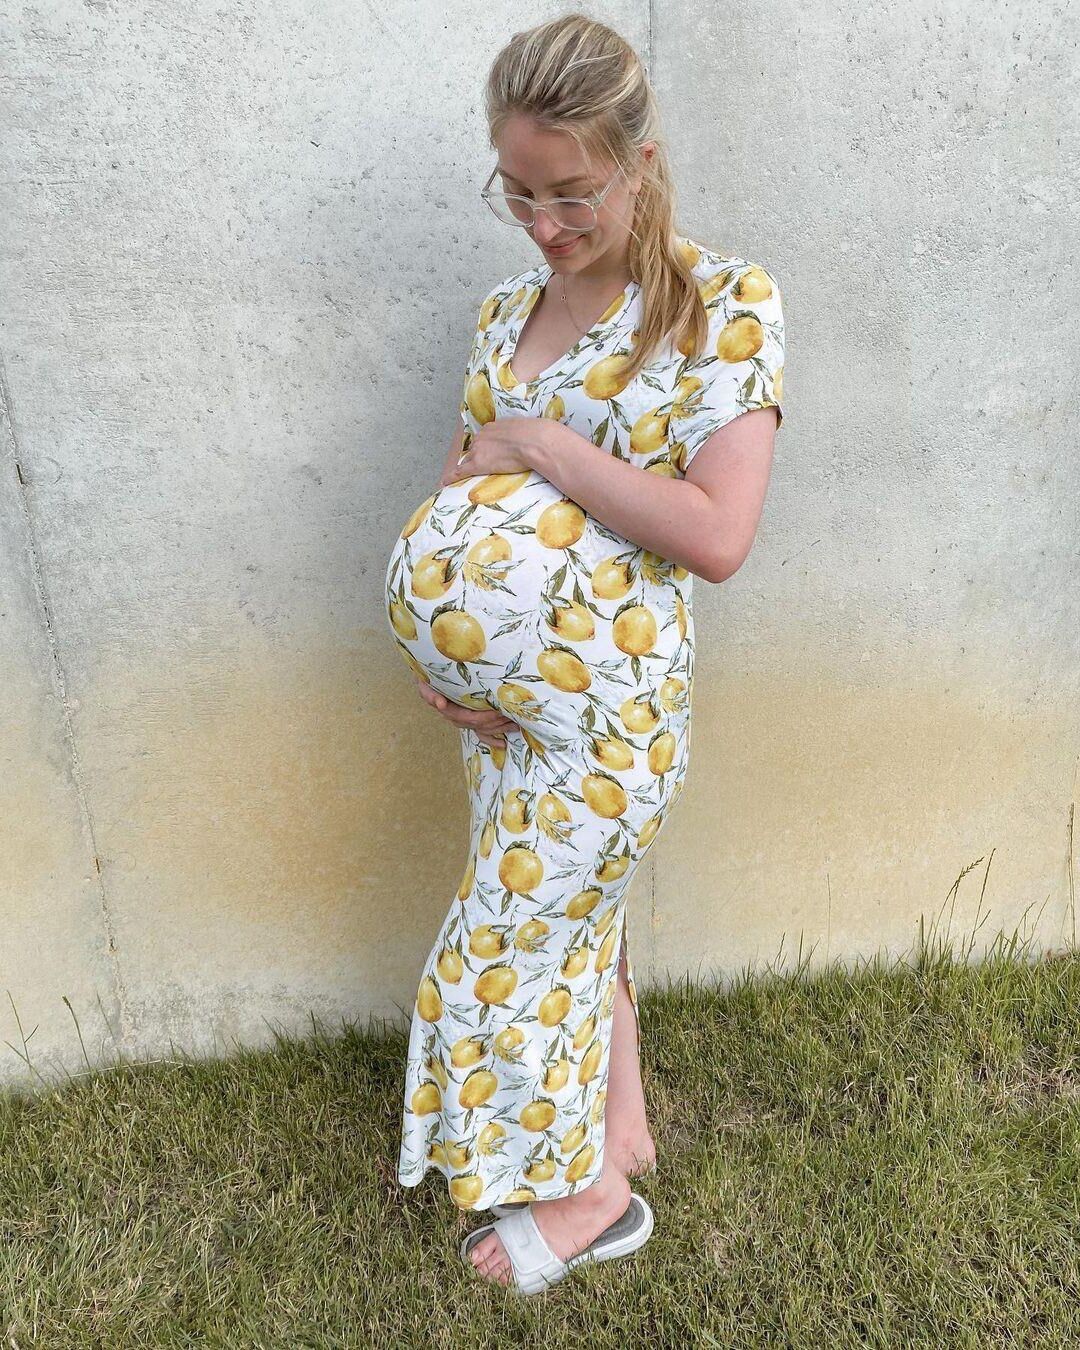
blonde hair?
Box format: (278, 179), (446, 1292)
(484, 13), (716, 384)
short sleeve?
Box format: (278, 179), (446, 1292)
(458, 282), (506, 435)
(669, 261), (785, 472)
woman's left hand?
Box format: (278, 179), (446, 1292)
(440, 416), (550, 486)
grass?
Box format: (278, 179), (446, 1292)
(1, 886), (1079, 1346)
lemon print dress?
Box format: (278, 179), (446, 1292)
(385, 236), (785, 1212)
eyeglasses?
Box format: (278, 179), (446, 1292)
(480, 164), (625, 232)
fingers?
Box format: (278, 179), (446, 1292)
(462, 709), (516, 730)
(445, 707), (515, 732)
(415, 680), (519, 747)
(415, 678), (448, 712)
(417, 685), (515, 732)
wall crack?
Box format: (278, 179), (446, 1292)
(0, 347), (130, 1056)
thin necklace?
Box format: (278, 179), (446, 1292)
(559, 277), (586, 335)
(559, 274), (633, 337)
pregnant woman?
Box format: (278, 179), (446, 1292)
(384, 14), (785, 1296)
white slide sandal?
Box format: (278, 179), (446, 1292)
(460, 1192), (654, 1296)
(489, 1199), (531, 1217)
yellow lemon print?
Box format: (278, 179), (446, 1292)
(546, 597), (595, 642)
(431, 607), (486, 662)
(416, 976), (442, 1023)
(537, 986), (573, 1027)
(536, 499), (586, 548)
(520, 1099), (558, 1132)
(498, 845), (544, 894)
(591, 556), (634, 600)
(474, 964), (518, 1006)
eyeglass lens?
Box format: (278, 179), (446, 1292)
(486, 193), (597, 230)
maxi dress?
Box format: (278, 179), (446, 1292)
(384, 235), (785, 1212)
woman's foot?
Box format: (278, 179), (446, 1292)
(467, 1157), (632, 1287)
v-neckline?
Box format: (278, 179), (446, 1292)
(503, 264), (640, 391)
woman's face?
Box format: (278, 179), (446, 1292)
(492, 114), (648, 275)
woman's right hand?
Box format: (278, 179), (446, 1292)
(415, 678), (518, 749)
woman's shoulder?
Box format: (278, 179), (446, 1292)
(470, 263), (544, 332)
(487, 261), (545, 304)
(678, 236), (781, 300)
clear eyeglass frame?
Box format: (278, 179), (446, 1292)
(480, 163), (626, 231)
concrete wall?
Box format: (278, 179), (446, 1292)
(1, 1), (1077, 1091)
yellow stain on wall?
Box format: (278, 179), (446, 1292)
(1, 626), (1075, 1086)
(653, 667), (1078, 982)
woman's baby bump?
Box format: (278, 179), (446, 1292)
(384, 468), (688, 720)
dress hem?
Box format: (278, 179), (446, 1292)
(397, 1145), (608, 1212)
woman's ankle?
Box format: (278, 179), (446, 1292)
(607, 1127), (657, 1177)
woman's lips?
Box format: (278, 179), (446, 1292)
(544, 237), (582, 254)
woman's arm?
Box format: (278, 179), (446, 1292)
(525, 407), (777, 583)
